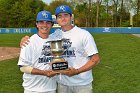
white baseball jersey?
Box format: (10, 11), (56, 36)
(51, 26), (98, 86)
(18, 34), (56, 92)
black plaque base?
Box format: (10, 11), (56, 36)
(52, 62), (68, 70)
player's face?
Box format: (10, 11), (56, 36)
(36, 21), (52, 35)
(56, 13), (72, 27)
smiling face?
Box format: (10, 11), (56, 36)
(36, 21), (53, 38)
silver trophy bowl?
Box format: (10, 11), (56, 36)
(47, 39), (69, 70)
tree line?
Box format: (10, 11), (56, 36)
(0, 0), (139, 28)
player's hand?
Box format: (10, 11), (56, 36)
(43, 70), (60, 78)
(60, 68), (79, 77)
(20, 35), (30, 47)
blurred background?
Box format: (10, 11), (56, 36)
(0, 0), (139, 28)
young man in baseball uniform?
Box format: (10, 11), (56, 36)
(18, 10), (59, 93)
(54, 5), (100, 93)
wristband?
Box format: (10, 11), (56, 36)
(20, 65), (33, 74)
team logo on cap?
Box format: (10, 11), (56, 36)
(60, 6), (66, 11)
(42, 11), (48, 18)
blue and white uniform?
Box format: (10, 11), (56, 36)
(18, 34), (56, 92)
(51, 26), (98, 86)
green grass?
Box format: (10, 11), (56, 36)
(0, 34), (32, 47)
(0, 58), (23, 93)
(92, 33), (140, 93)
(0, 33), (140, 93)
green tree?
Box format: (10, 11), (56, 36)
(47, 0), (70, 14)
(0, 0), (45, 27)
(0, 0), (19, 27)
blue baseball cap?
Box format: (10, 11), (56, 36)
(36, 10), (53, 22)
(55, 5), (72, 15)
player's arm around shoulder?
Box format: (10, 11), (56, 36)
(20, 35), (30, 48)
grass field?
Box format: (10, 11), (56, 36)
(0, 33), (140, 93)
(0, 34), (32, 47)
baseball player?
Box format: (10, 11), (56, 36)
(18, 10), (58, 93)
(54, 5), (100, 93)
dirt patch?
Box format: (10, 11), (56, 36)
(133, 34), (140, 37)
(0, 47), (20, 61)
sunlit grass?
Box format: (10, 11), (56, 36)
(0, 58), (23, 93)
(92, 33), (140, 93)
(0, 34), (32, 47)
(0, 33), (140, 93)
